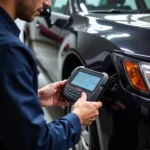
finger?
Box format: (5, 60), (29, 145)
(85, 100), (102, 108)
(95, 101), (103, 108)
(52, 81), (62, 89)
(115, 101), (126, 110)
(88, 116), (97, 121)
(53, 92), (61, 104)
(43, 0), (51, 8)
(47, 84), (57, 93)
(80, 92), (87, 101)
(40, 100), (53, 107)
(59, 97), (68, 102)
(89, 118), (96, 122)
(111, 105), (118, 111)
(60, 79), (67, 87)
(57, 101), (70, 106)
(52, 80), (67, 89)
(59, 97), (69, 103)
(83, 120), (93, 126)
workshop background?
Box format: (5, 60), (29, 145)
(15, 19), (64, 122)
(15, 19), (80, 150)
(15, 0), (150, 149)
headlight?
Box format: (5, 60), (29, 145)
(112, 52), (150, 94)
(124, 61), (148, 92)
(140, 63), (150, 91)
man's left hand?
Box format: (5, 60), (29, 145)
(38, 80), (69, 107)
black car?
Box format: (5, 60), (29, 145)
(24, 0), (150, 149)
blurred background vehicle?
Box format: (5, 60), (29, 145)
(23, 0), (150, 149)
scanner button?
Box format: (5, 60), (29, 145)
(73, 91), (76, 94)
(72, 93), (75, 97)
(76, 95), (79, 98)
(77, 88), (82, 92)
(68, 92), (72, 96)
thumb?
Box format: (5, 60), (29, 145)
(96, 101), (103, 108)
(60, 79), (67, 87)
(80, 92), (87, 101)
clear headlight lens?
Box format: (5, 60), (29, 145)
(140, 63), (150, 91)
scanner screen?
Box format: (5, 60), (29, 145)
(71, 71), (101, 91)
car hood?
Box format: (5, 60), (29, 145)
(83, 13), (150, 61)
(87, 13), (150, 29)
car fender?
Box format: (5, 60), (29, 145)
(58, 33), (77, 73)
(75, 31), (119, 72)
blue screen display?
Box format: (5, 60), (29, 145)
(71, 71), (101, 91)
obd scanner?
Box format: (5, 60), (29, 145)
(61, 67), (109, 103)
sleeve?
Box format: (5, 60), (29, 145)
(0, 44), (81, 150)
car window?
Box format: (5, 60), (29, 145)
(78, 0), (149, 11)
(144, 0), (150, 9)
(123, 0), (137, 10)
(99, 0), (137, 10)
(51, 0), (68, 13)
(85, 0), (102, 7)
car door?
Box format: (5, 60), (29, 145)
(39, 0), (70, 47)
(28, 0), (70, 82)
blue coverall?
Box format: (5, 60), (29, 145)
(0, 7), (81, 150)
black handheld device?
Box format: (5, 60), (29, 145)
(61, 67), (109, 103)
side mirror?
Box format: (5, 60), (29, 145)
(40, 7), (52, 28)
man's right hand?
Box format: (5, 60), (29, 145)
(71, 92), (102, 126)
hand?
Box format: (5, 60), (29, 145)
(72, 92), (102, 126)
(38, 80), (69, 107)
(111, 100), (126, 111)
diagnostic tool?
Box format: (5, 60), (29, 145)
(61, 67), (109, 103)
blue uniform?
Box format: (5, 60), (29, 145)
(0, 7), (81, 150)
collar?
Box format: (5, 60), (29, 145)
(0, 7), (20, 37)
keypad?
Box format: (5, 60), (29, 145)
(67, 88), (81, 98)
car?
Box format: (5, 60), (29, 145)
(23, 0), (150, 149)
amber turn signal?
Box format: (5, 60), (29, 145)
(124, 61), (148, 92)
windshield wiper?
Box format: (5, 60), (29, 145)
(89, 9), (138, 13)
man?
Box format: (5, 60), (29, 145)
(0, 0), (102, 149)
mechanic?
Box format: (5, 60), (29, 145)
(0, 0), (102, 150)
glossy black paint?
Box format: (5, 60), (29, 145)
(60, 9), (150, 148)
(73, 13), (150, 61)
(25, 0), (150, 149)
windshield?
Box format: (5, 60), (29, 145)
(78, 0), (150, 12)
